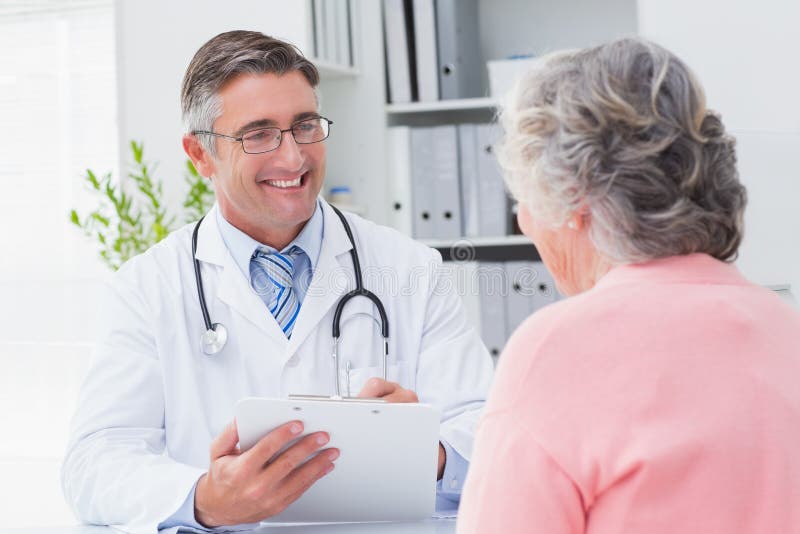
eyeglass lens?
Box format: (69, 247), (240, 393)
(241, 117), (329, 154)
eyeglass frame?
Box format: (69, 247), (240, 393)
(192, 116), (333, 154)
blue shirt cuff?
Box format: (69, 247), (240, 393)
(157, 480), (259, 532)
(435, 440), (469, 509)
(158, 481), (208, 532)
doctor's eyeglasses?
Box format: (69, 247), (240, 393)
(193, 116), (333, 154)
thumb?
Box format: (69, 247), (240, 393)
(210, 419), (239, 461)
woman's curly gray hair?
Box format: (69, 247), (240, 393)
(497, 37), (747, 264)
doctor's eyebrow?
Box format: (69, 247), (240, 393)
(233, 112), (322, 137)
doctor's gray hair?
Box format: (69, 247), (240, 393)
(497, 37), (747, 264)
(181, 30), (320, 156)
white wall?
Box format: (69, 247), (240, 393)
(479, 0), (638, 60)
(114, 0), (312, 210)
(637, 0), (800, 294)
(0, 4), (117, 525)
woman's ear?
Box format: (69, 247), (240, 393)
(182, 134), (216, 178)
(567, 209), (590, 231)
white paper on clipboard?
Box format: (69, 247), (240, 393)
(235, 397), (442, 523)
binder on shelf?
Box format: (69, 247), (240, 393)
(504, 261), (534, 339)
(387, 126), (413, 236)
(334, 0), (353, 66)
(313, 0), (351, 66)
(475, 123), (510, 237)
(325, 0), (338, 63)
(313, 0), (327, 60)
(457, 123), (480, 237)
(435, 0), (483, 100)
(412, 0), (439, 101)
(383, 0), (414, 103)
(431, 125), (462, 239)
(410, 127), (437, 239)
(478, 261), (508, 362)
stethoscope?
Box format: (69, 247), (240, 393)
(191, 205), (390, 397)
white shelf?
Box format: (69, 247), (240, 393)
(420, 235), (531, 248)
(386, 97), (499, 114)
(313, 58), (359, 79)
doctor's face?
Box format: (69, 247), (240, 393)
(200, 71), (326, 244)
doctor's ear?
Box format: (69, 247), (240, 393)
(182, 134), (216, 179)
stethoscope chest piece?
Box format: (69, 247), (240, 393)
(201, 322), (228, 355)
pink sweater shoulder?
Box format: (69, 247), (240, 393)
(460, 254), (800, 533)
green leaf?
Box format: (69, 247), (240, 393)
(90, 212), (110, 227)
(86, 169), (100, 189)
(186, 159), (200, 177)
(69, 140), (216, 271)
(130, 140), (143, 164)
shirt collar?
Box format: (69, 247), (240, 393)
(215, 198), (324, 279)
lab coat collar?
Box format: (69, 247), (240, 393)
(194, 203), (227, 267)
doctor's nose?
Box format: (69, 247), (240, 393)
(270, 130), (305, 169)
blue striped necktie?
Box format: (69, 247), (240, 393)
(250, 246), (302, 338)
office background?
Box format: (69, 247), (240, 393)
(0, 0), (798, 527)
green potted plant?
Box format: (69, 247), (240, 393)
(70, 140), (215, 271)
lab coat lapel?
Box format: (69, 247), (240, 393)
(286, 201), (354, 354)
(194, 206), (288, 344)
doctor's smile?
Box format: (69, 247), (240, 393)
(257, 173), (307, 189)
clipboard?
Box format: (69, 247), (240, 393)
(235, 396), (442, 523)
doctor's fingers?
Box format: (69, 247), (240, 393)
(270, 446), (339, 508)
(380, 388), (419, 403)
(238, 422), (321, 475)
(357, 377), (399, 398)
(261, 433), (339, 481)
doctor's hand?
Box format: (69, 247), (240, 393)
(194, 420), (339, 528)
(356, 378), (446, 479)
(356, 377), (419, 403)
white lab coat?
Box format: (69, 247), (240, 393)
(62, 200), (494, 533)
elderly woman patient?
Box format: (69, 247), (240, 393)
(457, 38), (800, 533)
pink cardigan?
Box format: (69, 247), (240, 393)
(458, 253), (800, 533)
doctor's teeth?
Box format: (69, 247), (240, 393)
(268, 177), (302, 188)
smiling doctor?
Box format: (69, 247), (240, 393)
(61, 31), (493, 533)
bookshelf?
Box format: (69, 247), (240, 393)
(319, 0), (638, 230)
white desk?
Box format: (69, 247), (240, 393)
(1, 520), (456, 533)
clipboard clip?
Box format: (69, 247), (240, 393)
(288, 394), (388, 403)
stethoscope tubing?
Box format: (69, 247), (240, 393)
(191, 206), (390, 397)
